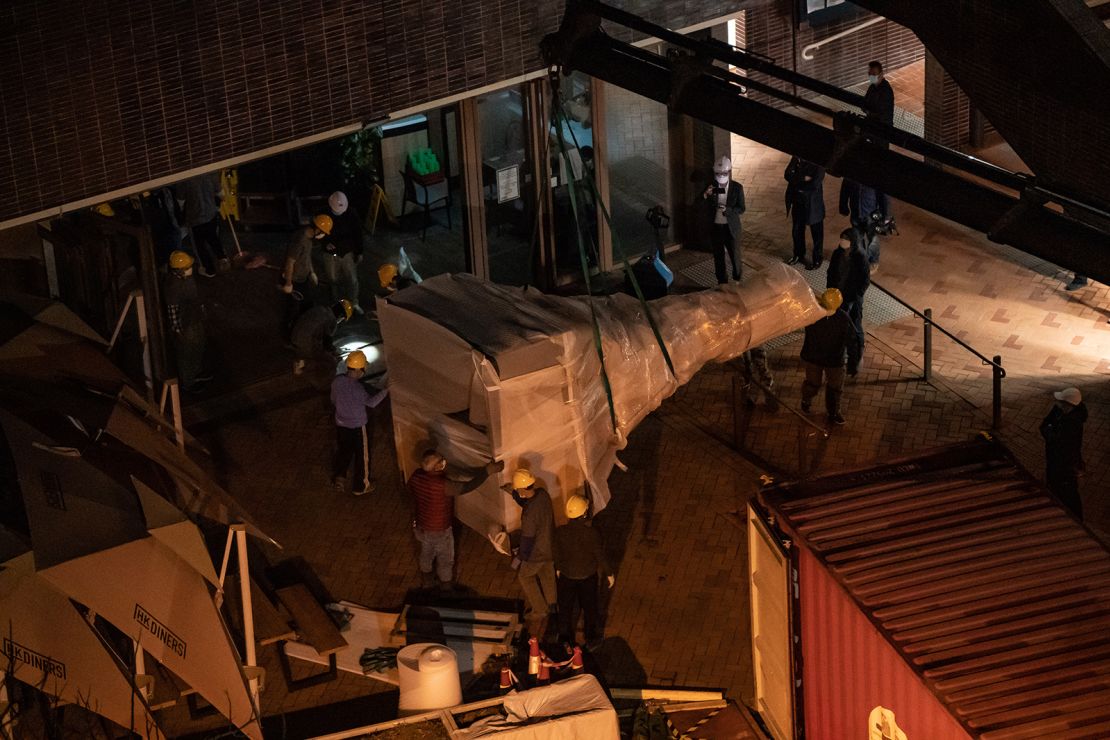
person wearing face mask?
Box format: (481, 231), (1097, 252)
(281, 214), (329, 337)
(862, 61), (895, 221)
(826, 227), (871, 377)
(700, 155), (746, 284)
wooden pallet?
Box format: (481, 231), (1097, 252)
(391, 604), (519, 655)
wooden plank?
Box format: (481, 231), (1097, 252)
(276, 584), (348, 656)
(610, 688), (725, 702)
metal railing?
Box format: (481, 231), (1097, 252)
(873, 280), (1006, 429)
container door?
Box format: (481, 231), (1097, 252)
(748, 504), (795, 740)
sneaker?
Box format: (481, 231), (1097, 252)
(1065, 278), (1088, 292)
(829, 412), (846, 426)
(806, 260), (822, 271)
(196, 266), (215, 279)
(786, 256), (802, 266)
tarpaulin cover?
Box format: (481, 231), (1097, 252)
(454, 674), (619, 738)
(380, 265), (823, 541)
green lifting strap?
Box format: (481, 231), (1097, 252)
(551, 93), (677, 378)
(552, 99), (619, 432)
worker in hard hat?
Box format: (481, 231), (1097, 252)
(378, 263), (416, 294)
(318, 191), (364, 310)
(408, 450), (505, 590)
(799, 288), (859, 426)
(281, 214), (329, 336)
(290, 299), (353, 376)
(554, 492), (613, 651)
(507, 469), (558, 636)
(700, 155), (746, 284)
(163, 251), (213, 393)
(330, 349), (388, 496)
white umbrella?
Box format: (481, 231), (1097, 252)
(0, 537), (164, 739)
(3, 411), (263, 739)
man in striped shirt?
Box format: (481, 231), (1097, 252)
(408, 450), (504, 590)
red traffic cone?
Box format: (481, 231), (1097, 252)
(570, 645), (584, 671)
(527, 637), (541, 675)
(499, 666), (515, 691)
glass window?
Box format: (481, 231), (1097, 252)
(369, 108), (465, 281)
(603, 81), (673, 264)
(477, 87), (536, 285)
(550, 72), (599, 278)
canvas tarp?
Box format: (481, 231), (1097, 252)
(380, 265), (823, 542)
(454, 674), (619, 738)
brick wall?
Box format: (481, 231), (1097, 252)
(744, 0), (923, 108)
(853, 0), (1110, 213)
(0, 0), (738, 225)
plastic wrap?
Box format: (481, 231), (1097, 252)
(379, 263), (823, 542)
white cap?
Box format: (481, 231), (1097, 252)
(1054, 387), (1082, 405)
(328, 191), (349, 215)
(713, 155), (732, 175)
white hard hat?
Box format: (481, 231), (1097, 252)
(713, 156), (732, 175)
(328, 191), (349, 215)
(1054, 387), (1082, 405)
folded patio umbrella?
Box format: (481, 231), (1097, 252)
(0, 529), (164, 739)
(2, 411), (262, 739)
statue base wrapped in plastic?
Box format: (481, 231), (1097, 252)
(378, 264), (824, 547)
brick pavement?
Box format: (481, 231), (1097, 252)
(161, 78), (1109, 735)
(731, 128), (1110, 537)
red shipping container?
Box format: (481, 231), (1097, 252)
(751, 440), (1110, 740)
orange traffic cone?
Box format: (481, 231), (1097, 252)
(528, 637), (541, 676)
(570, 645), (584, 671)
(499, 666), (515, 691)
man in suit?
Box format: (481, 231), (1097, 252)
(700, 156), (746, 284)
(784, 156), (826, 269)
(862, 61), (895, 220)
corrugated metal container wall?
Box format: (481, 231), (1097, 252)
(799, 547), (970, 740)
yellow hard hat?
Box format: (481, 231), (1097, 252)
(169, 251), (195, 270)
(819, 288), (843, 313)
(338, 299), (354, 321)
(512, 469), (536, 490)
(565, 494), (588, 519)
(93, 202), (115, 217)
(346, 350), (368, 370)
(313, 213), (333, 235)
(378, 263), (399, 288)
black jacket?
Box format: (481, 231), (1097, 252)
(328, 208), (364, 258)
(1040, 402), (1088, 471)
(784, 157), (826, 225)
(863, 79), (895, 126)
(827, 243), (871, 303)
(801, 309), (859, 368)
(700, 180), (746, 239)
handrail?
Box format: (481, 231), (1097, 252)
(802, 17), (884, 60)
(871, 279), (1006, 377)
